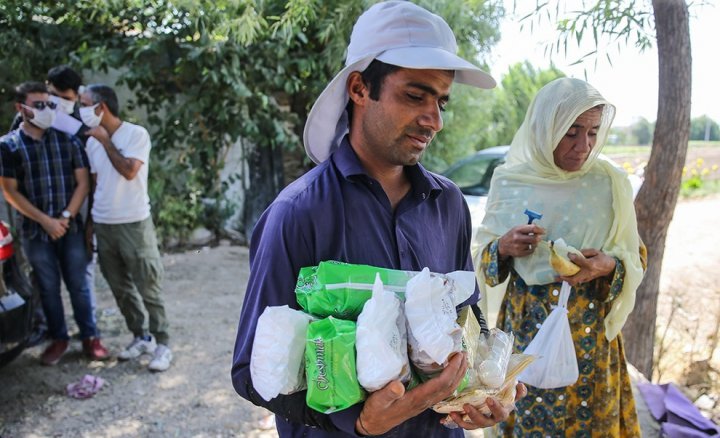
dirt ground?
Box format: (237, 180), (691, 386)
(0, 194), (719, 437)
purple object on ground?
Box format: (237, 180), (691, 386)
(637, 382), (719, 437)
(66, 374), (106, 399)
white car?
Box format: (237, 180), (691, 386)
(442, 146), (643, 237)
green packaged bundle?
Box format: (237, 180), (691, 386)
(305, 317), (366, 413)
(295, 261), (413, 319)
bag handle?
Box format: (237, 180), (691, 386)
(557, 281), (572, 309)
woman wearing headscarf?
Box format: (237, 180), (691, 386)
(472, 77), (646, 436)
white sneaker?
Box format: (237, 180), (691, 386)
(148, 344), (173, 372)
(118, 336), (157, 361)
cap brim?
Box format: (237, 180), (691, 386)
(303, 47), (496, 164)
(377, 46), (496, 89)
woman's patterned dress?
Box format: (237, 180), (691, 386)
(481, 239), (646, 437)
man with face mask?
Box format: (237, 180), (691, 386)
(0, 81), (108, 365)
(9, 66), (89, 140)
(5, 66), (98, 348)
(79, 84), (172, 373)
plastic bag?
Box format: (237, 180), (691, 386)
(250, 305), (314, 401)
(518, 281), (578, 388)
(475, 328), (514, 389)
(295, 262), (413, 319)
(305, 317), (366, 413)
(405, 268), (476, 374)
(295, 261), (476, 320)
(356, 274), (411, 392)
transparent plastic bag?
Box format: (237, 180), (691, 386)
(476, 328), (514, 389)
(518, 281), (578, 389)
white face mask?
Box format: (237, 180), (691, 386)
(23, 105), (56, 130)
(80, 103), (103, 128)
(49, 95), (76, 115)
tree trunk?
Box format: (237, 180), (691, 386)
(622, 0), (692, 378)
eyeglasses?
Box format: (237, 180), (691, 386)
(23, 100), (57, 111)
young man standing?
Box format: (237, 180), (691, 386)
(0, 81), (108, 365)
(232, 2), (525, 437)
(80, 84), (172, 372)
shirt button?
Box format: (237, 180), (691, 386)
(589, 303), (595, 309)
(552, 289), (559, 296)
(558, 395), (565, 401)
(584, 327), (591, 334)
(421, 193), (426, 199)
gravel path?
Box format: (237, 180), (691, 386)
(0, 195), (718, 437)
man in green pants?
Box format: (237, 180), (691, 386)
(80, 84), (172, 372)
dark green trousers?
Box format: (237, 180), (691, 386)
(95, 217), (169, 345)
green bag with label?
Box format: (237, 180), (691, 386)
(305, 317), (366, 413)
(295, 261), (414, 319)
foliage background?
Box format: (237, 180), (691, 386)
(7, 0), (708, 246)
(1, 0), (522, 242)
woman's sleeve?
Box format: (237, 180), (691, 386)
(599, 241), (647, 303)
(480, 239), (511, 287)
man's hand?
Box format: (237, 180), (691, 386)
(41, 216), (69, 240)
(498, 224), (545, 260)
(86, 125), (111, 146)
(559, 248), (616, 286)
(447, 382), (527, 430)
(355, 353), (468, 435)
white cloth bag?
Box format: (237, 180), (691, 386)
(518, 281), (579, 389)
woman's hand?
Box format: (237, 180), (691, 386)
(446, 382), (527, 430)
(498, 225), (545, 260)
(559, 249), (616, 285)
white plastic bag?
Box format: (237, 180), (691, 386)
(356, 274), (410, 391)
(250, 305), (313, 401)
(405, 268), (475, 372)
(518, 281), (578, 389)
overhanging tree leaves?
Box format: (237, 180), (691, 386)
(523, 0), (692, 378)
(2, 0), (504, 241)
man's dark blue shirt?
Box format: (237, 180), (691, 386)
(231, 138), (480, 437)
(0, 127), (88, 240)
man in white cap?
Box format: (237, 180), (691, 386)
(232, 2), (525, 436)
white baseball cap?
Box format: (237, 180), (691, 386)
(303, 1), (496, 164)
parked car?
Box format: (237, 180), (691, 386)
(442, 146), (509, 236)
(442, 145), (643, 237)
(0, 219), (41, 369)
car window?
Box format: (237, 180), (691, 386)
(445, 156), (504, 196)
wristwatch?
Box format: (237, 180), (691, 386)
(61, 210), (72, 219)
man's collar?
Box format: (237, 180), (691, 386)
(19, 122), (46, 141)
(331, 136), (443, 199)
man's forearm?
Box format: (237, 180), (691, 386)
(65, 179), (89, 218)
(99, 138), (137, 180)
(232, 368), (340, 432)
(2, 186), (49, 225)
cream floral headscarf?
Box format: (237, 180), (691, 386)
(472, 78), (643, 340)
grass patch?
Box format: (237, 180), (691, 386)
(680, 178), (720, 199)
(605, 141), (720, 156)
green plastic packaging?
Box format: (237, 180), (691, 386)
(305, 317), (366, 413)
(295, 261), (414, 319)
